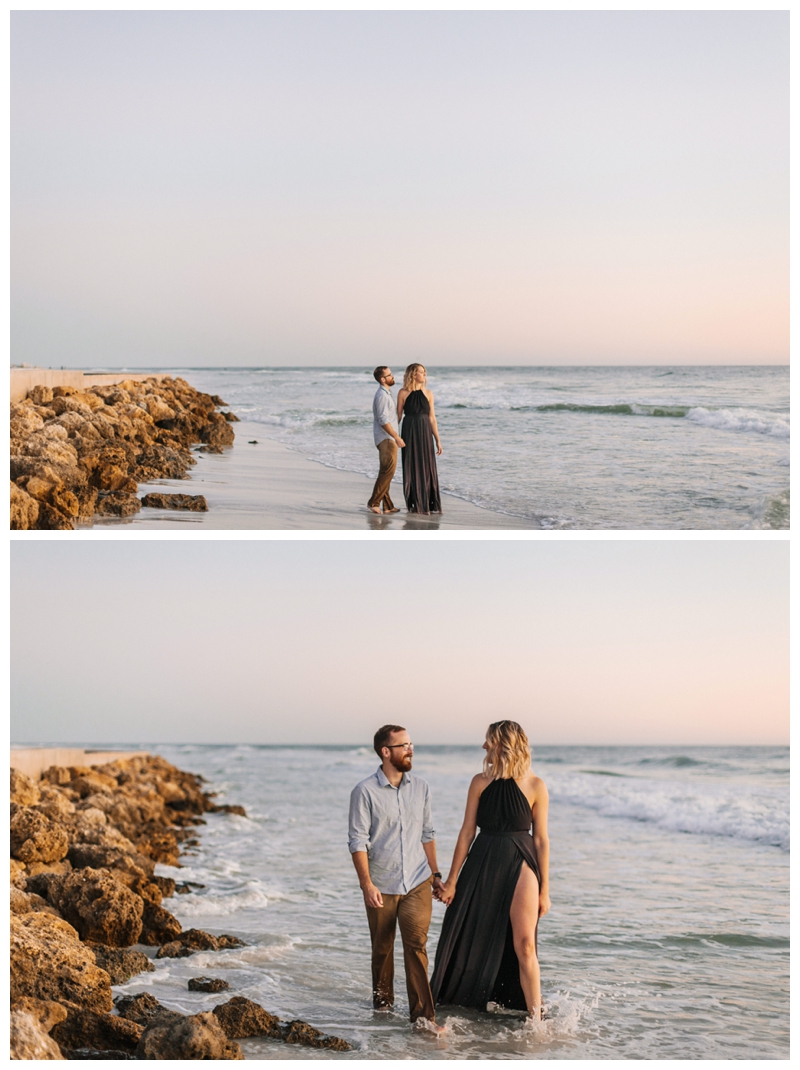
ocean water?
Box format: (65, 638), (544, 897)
(150, 365), (788, 529)
(113, 744), (789, 1060)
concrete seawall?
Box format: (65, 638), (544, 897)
(11, 368), (166, 404)
(10, 748), (150, 781)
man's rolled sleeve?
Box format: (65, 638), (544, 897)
(348, 784), (372, 855)
(421, 782), (435, 843)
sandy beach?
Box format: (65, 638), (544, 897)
(94, 420), (529, 531)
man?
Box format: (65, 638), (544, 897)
(368, 367), (404, 514)
(348, 725), (445, 1030)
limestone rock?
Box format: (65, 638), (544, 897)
(282, 1019), (352, 1050)
(11, 886), (33, 913)
(41, 765), (73, 786)
(9, 1010), (64, 1060)
(141, 492), (208, 511)
(10, 911), (113, 1012)
(89, 945), (155, 984)
(10, 886), (60, 917)
(155, 940), (194, 959)
(188, 976), (230, 993)
(10, 806), (70, 863)
(35, 501), (75, 529)
(211, 997), (281, 1038)
(51, 1003), (144, 1054)
(114, 992), (178, 1027)
(94, 491), (141, 517)
(11, 768), (41, 806)
(28, 384), (54, 405)
(67, 843), (152, 879)
(50, 867), (144, 947)
(26, 859), (73, 879)
(10, 481), (40, 529)
(139, 900), (182, 945)
(210, 803), (248, 817)
(135, 1011), (244, 1060)
(34, 785), (77, 821)
(11, 997), (68, 1033)
(71, 771), (118, 797)
(11, 858), (28, 888)
(152, 875), (176, 898)
(216, 934), (246, 949)
(134, 444), (193, 480)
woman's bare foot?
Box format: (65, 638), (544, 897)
(412, 1017), (447, 1035)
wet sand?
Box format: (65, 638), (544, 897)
(92, 421), (529, 530)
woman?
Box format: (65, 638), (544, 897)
(397, 364), (442, 514)
(431, 721), (550, 1019)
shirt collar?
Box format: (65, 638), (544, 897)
(376, 766), (409, 789)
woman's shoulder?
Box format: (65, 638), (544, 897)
(518, 770), (546, 791)
(469, 772), (492, 794)
(528, 772), (548, 797)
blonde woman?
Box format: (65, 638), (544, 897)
(396, 364), (442, 514)
(430, 721), (550, 1019)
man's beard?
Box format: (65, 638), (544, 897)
(389, 752), (412, 773)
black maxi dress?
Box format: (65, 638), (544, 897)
(401, 389), (442, 513)
(430, 778), (540, 1012)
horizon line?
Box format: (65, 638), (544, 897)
(10, 741), (788, 749)
(9, 362), (790, 372)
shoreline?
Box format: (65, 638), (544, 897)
(10, 753), (351, 1059)
(93, 419), (531, 530)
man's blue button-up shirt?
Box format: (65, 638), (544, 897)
(348, 767), (435, 895)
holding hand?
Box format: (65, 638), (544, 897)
(436, 880), (456, 906)
(362, 882), (384, 909)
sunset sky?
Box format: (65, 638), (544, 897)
(11, 540), (788, 747)
(11, 10), (787, 368)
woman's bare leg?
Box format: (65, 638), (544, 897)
(509, 862), (542, 1018)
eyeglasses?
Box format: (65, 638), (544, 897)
(386, 742), (414, 751)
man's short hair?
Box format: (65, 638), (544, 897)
(373, 366), (390, 383)
(374, 724), (406, 757)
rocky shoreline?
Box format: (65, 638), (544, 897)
(10, 755), (351, 1059)
(10, 376), (239, 530)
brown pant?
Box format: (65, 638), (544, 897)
(368, 439), (397, 510)
(365, 877), (435, 1022)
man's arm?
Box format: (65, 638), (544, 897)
(381, 421), (404, 448)
(348, 784), (383, 909)
(351, 851), (383, 909)
(375, 393), (404, 447)
(421, 783), (444, 895)
(422, 840), (443, 896)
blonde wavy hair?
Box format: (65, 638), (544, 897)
(403, 363), (426, 391)
(483, 720), (531, 780)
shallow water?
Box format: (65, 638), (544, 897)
(114, 744), (789, 1059)
(129, 365), (790, 529)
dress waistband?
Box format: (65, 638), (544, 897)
(479, 829), (532, 837)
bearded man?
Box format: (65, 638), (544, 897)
(348, 725), (444, 1030)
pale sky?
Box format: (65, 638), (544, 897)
(11, 540), (788, 746)
(11, 10), (787, 368)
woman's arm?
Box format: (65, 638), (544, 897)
(532, 778), (550, 917)
(438, 774), (486, 904)
(397, 388), (408, 422)
(426, 390), (443, 455)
